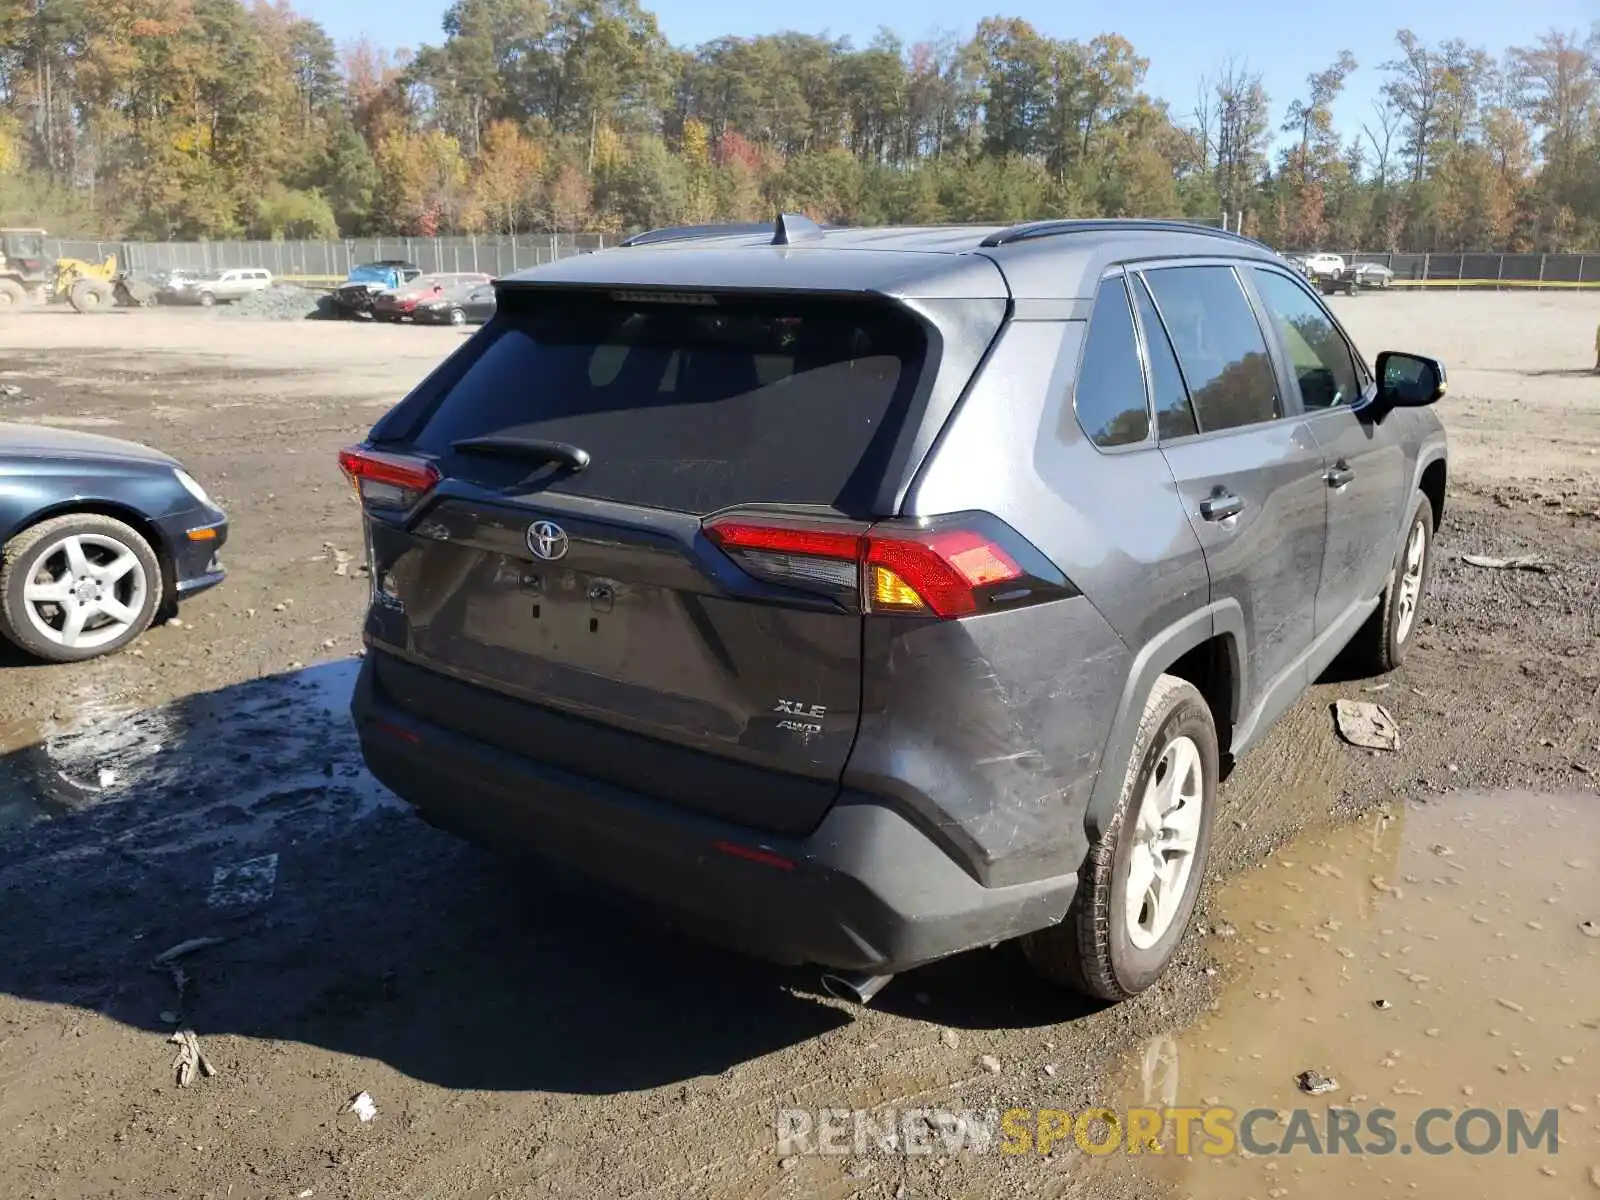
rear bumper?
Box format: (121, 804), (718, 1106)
(351, 654), (1076, 974)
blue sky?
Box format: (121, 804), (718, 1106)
(308, 0), (1595, 145)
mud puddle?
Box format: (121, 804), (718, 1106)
(0, 659), (396, 857)
(1114, 790), (1599, 1197)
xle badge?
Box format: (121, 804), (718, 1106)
(774, 698), (825, 736)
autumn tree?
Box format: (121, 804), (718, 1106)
(473, 118), (544, 232)
(544, 160), (591, 232)
(0, 0), (1594, 250)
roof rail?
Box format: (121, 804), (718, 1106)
(619, 221), (773, 248)
(978, 218), (1265, 250)
(620, 212), (834, 249)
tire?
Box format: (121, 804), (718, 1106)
(0, 513), (164, 663)
(198, 291), (216, 308)
(1345, 491), (1435, 674)
(0, 278), (26, 310)
(68, 280), (113, 313)
(1022, 674), (1219, 1001)
(448, 307), (466, 327)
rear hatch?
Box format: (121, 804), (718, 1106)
(353, 286), (973, 835)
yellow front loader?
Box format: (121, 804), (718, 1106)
(53, 256), (119, 312)
(51, 255), (158, 313)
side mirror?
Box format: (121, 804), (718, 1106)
(1374, 351), (1446, 409)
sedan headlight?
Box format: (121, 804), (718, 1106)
(174, 467), (217, 509)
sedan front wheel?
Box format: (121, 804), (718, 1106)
(0, 513), (164, 662)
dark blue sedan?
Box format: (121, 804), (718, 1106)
(0, 424), (227, 662)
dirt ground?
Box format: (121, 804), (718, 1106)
(0, 292), (1596, 1200)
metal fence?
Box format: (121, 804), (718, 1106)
(36, 236), (1600, 289)
(1330, 251), (1600, 288)
(44, 234), (613, 282)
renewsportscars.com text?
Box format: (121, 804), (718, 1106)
(775, 1106), (1561, 1158)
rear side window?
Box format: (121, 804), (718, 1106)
(1142, 266), (1280, 433)
(411, 295), (928, 515)
(1074, 278), (1150, 448)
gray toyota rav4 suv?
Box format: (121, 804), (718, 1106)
(342, 215), (1448, 1004)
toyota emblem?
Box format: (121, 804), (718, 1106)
(526, 520), (569, 562)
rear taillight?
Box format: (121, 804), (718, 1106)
(337, 445), (441, 511)
(705, 512), (1074, 619)
(864, 528), (1023, 617)
(702, 519), (865, 595)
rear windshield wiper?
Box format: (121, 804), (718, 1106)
(450, 436), (591, 472)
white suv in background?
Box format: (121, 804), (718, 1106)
(1304, 253), (1347, 280)
(186, 268), (274, 307)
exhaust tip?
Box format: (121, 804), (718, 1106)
(821, 971), (893, 1006)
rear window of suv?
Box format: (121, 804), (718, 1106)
(410, 293), (929, 515)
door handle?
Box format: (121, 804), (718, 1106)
(1326, 462), (1355, 489)
(1199, 489), (1244, 522)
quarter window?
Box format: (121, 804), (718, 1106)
(1252, 269), (1362, 410)
(1074, 277), (1151, 448)
(1129, 274), (1198, 441)
(1142, 265), (1280, 433)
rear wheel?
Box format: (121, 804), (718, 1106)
(0, 278), (26, 310)
(197, 290), (216, 307)
(0, 513), (164, 662)
(1022, 674), (1218, 1001)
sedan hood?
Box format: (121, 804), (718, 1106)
(0, 422), (179, 466)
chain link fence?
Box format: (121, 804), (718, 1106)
(43, 234), (613, 283)
(36, 235), (1600, 289)
(1333, 251), (1600, 288)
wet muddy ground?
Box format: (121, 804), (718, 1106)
(0, 295), (1597, 1199)
(1113, 791), (1599, 1198)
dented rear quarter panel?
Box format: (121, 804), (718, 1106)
(883, 318), (1211, 885)
(843, 598), (1129, 887)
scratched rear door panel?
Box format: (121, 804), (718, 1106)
(362, 289), (938, 836)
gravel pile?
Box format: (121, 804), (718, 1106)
(217, 283), (329, 321)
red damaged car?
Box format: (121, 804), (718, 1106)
(372, 272), (492, 323)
